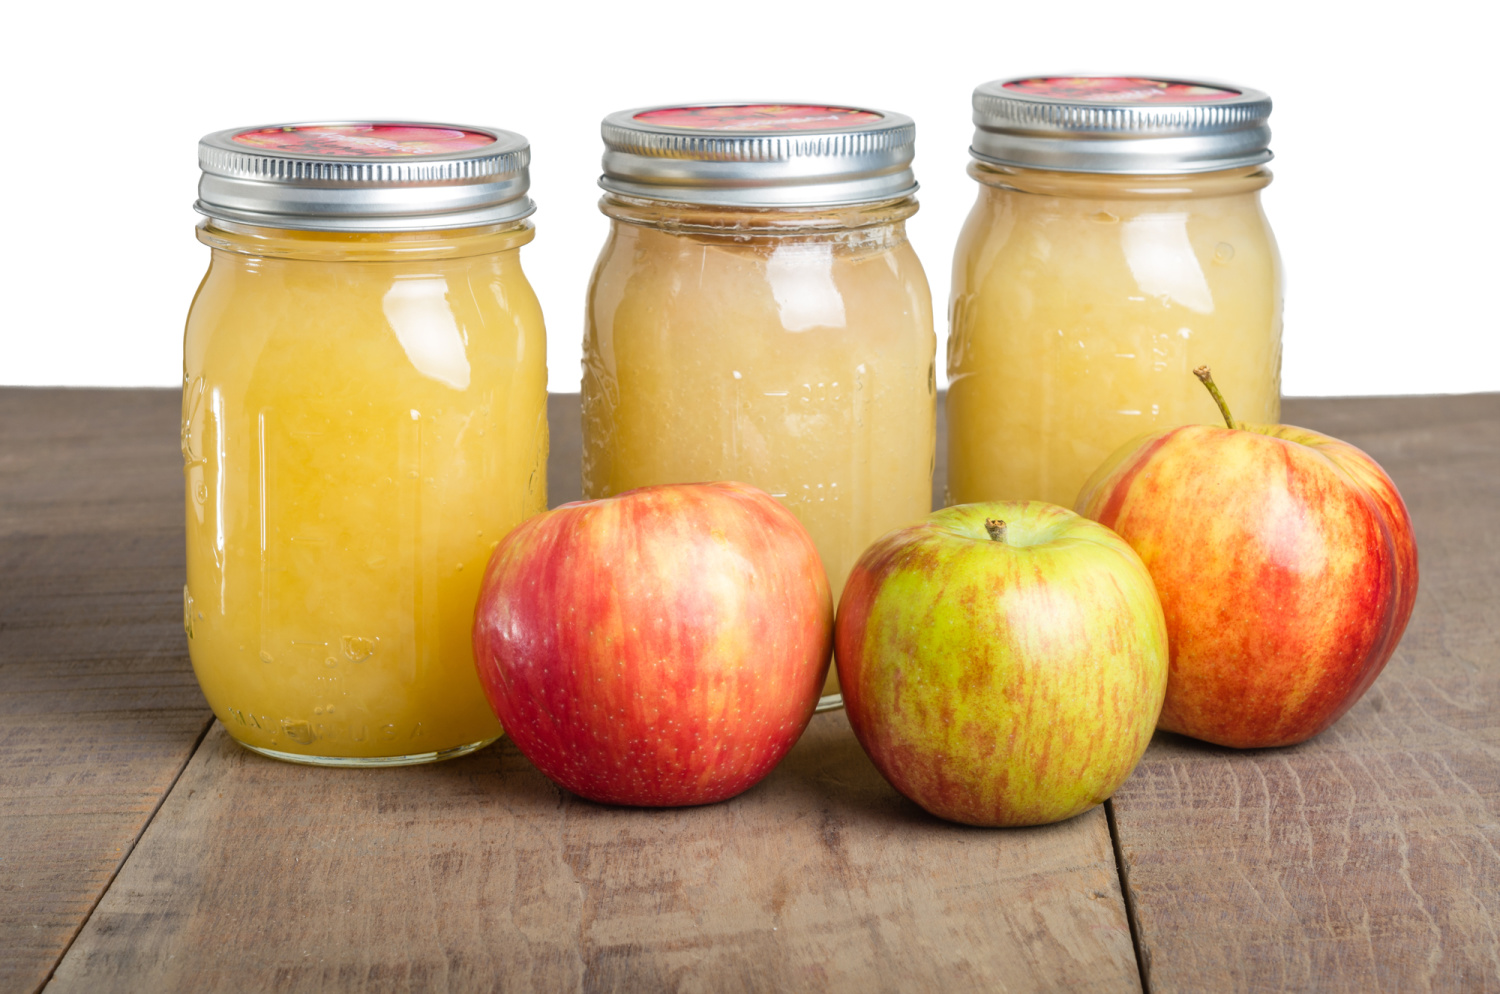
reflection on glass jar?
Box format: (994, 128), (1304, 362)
(583, 104), (937, 709)
(184, 123), (547, 766)
(947, 77), (1283, 508)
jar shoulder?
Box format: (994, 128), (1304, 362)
(586, 223), (933, 342)
(186, 252), (547, 393)
(950, 187), (1280, 311)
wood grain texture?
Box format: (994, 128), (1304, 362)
(42, 390), (1136, 992)
(0, 389), (214, 994)
(546, 393), (583, 511)
(49, 715), (1140, 994)
(26, 388), (1500, 992)
(1112, 393), (1500, 993)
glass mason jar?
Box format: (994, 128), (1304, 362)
(947, 77), (1283, 508)
(183, 123), (548, 766)
(582, 104), (937, 711)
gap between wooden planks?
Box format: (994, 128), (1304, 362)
(49, 713), (1140, 992)
(1108, 394), (1500, 994)
(12, 389), (1500, 992)
(12, 389), (1140, 993)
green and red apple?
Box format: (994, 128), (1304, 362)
(1076, 367), (1419, 749)
(835, 501), (1168, 827)
(472, 481), (832, 807)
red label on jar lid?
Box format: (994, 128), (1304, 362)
(1003, 77), (1240, 102)
(634, 105), (884, 132)
(231, 125), (496, 156)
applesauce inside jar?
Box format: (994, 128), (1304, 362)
(184, 124), (547, 765)
(947, 77), (1283, 508)
(584, 105), (937, 708)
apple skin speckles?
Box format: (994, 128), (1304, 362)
(1077, 422), (1418, 749)
(835, 501), (1168, 827)
(472, 481), (832, 808)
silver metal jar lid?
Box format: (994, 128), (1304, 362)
(599, 103), (917, 207)
(971, 76), (1272, 174)
(196, 122), (534, 231)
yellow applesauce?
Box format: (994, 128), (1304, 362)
(582, 196), (937, 699)
(183, 219), (548, 764)
(947, 164), (1283, 508)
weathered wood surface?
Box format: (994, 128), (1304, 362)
(546, 393), (584, 513)
(42, 390), (1140, 993)
(48, 717), (1139, 993)
(0, 390), (213, 994)
(1110, 393), (1500, 993)
(13, 388), (1500, 993)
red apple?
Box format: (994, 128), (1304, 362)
(1075, 367), (1419, 749)
(835, 501), (1168, 827)
(472, 481), (832, 807)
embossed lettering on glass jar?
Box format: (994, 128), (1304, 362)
(583, 104), (937, 711)
(947, 77), (1283, 508)
(184, 123), (548, 765)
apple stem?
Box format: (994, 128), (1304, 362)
(1194, 365), (1240, 430)
(985, 518), (1007, 543)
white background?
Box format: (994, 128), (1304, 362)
(2, 0), (1494, 396)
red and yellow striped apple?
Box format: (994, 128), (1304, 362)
(834, 502), (1168, 827)
(1076, 368), (1419, 749)
(472, 481), (832, 807)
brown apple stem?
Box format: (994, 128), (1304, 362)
(985, 518), (1007, 543)
(1193, 365), (1240, 430)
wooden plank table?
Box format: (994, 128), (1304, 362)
(1110, 395), (1500, 994)
(1, 388), (1496, 992)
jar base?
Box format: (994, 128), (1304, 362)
(815, 693), (844, 714)
(232, 735), (500, 768)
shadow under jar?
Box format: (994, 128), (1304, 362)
(582, 104), (937, 711)
(947, 76), (1283, 509)
(184, 123), (548, 766)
